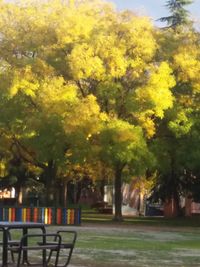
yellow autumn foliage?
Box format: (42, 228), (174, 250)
(63, 95), (107, 136)
(68, 44), (105, 80)
(134, 62), (175, 137)
(37, 77), (78, 114)
(10, 67), (39, 97)
(136, 62), (175, 118)
(173, 46), (200, 92)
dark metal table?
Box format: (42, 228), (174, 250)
(0, 221), (46, 267)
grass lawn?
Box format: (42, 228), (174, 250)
(70, 212), (200, 266)
(59, 221), (200, 267)
(2, 213), (200, 267)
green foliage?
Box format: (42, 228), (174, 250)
(100, 119), (154, 177)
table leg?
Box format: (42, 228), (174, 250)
(2, 229), (8, 267)
(22, 226), (47, 267)
(22, 228), (28, 264)
(41, 227), (47, 267)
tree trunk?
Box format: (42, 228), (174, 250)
(59, 180), (68, 207)
(62, 181), (68, 207)
(55, 183), (60, 207)
(100, 178), (105, 201)
(170, 152), (180, 216)
(15, 185), (23, 205)
(113, 165), (123, 221)
(43, 160), (57, 206)
(185, 194), (192, 217)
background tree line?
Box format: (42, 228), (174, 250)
(0, 0), (199, 221)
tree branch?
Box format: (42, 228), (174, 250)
(11, 137), (46, 169)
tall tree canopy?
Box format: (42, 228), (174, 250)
(159, 0), (193, 28)
(152, 13), (200, 214)
(1, 0), (199, 220)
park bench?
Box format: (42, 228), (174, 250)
(0, 230), (19, 263)
(92, 201), (113, 214)
(38, 230), (77, 267)
(9, 231), (77, 267)
(8, 233), (62, 267)
(2, 226), (77, 267)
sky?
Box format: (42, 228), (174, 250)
(107, 0), (200, 26)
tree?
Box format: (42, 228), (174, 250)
(0, 0), (106, 205)
(99, 119), (154, 220)
(0, 0), (176, 219)
(159, 0), (193, 28)
(67, 9), (175, 220)
(152, 24), (200, 215)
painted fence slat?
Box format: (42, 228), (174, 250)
(0, 207), (81, 225)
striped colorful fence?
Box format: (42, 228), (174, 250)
(0, 207), (81, 225)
